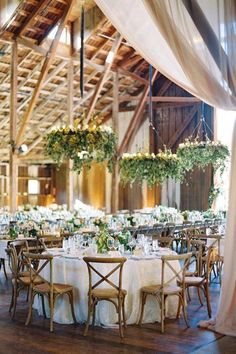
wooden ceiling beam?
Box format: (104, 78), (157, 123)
(118, 96), (200, 103)
(118, 69), (158, 155)
(85, 33), (122, 124)
(15, 0), (49, 37)
(117, 66), (148, 86)
(15, 0), (75, 146)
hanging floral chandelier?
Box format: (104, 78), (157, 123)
(177, 138), (229, 174)
(45, 124), (117, 173)
(119, 149), (184, 186)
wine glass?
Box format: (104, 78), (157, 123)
(107, 236), (115, 251)
(128, 238), (136, 254)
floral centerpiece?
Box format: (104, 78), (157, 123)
(119, 149), (184, 186)
(45, 124), (117, 173)
(22, 221), (40, 237)
(177, 138), (229, 174)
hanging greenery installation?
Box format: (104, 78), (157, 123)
(45, 124), (117, 173)
(177, 138), (230, 174)
(119, 149), (184, 186)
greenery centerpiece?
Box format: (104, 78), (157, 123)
(119, 149), (184, 186)
(177, 138), (229, 174)
(45, 123), (117, 173)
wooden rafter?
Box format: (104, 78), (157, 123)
(118, 96), (200, 103)
(15, 0), (75, 146)
(15, 0), (49, 38)
(118, 69), (159, 155)
(85, 33), (122, 124)
(117, 66), (148, 86)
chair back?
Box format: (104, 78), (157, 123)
(23, 252), (53, 289)
(153, 236), (173, 248)
(163, 223), (175, 237)
(7, 240), (29, 277)
(40, 237), (63, 249)
(203, 247), (215, 281)
(161, 253), (192, 291)
(187, 239), (204, 276)
(83, 257), (127, 296)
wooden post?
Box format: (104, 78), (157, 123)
(9, 41), (18, 213)
(66, 58), (74, 211)
(111, 71), (119, 213)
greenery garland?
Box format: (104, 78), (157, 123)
(119, 150), (184, 186)
(45, 125), (117, 173)
(177, 138), (229, 174)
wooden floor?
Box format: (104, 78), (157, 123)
(0, 270), (236, 354)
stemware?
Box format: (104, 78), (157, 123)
(107, 236), (115, 251)
(128, 238), (136, 254)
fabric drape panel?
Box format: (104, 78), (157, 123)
(215, 121), (236, 336)
(95, 0), (236, 110)
(0, 0), (19, 28)
(144, 0), (236, 109)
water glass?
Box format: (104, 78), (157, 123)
(118, 244), (125, 255)
(153, 239), (159, 252)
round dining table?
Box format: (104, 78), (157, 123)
(34, 249), (180, 327)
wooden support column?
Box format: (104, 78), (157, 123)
(66, 59), (74, 210)
(9, 41), (18, 213)
(111, 71), (119, 213)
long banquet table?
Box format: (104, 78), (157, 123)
(34, 249), (180, 326)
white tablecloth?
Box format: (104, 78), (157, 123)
(35, 250), (180, 326)
(0, 240), (9, 260)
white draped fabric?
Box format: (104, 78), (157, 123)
(95, 0), (236, 110)
(34, 253), (179, 326)
(215, 121), (236, 336)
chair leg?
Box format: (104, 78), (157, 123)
(122, 296), (126, 328)
(2, 259), (7, 279)
(49, 294), (55, 332)
(41, 294), (47, 319)
(11, 283), (18, 320)
(9, 283), (15, 313)
(197, 286), (204, 306)
(118, 298), (124, 338)
(187, 287), (191, 302)
(26, 286), (30, 302)
(68, 291), (76, 324)
(161, 295), (165, 334)
(176, 294), (181, 319)
(84, 297), (92, 336)
(92, 301), (96, 327)
(25, 290), (34, 326)
(204, 284), (212, 318)
(138, 292), (147, 326)
(180, 294), (189, 328)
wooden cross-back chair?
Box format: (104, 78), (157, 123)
(138, 253), (192, 333)
(24, 252), (76, 332)
(152, 236), (173, 249)
(6, 240), (44, 319)
(39, 236), (63, 249)
(199, 234), (224, 284)
(83, 257), (127, 338)
(179, 247), (215, 318)
(187, 239), (205, 276)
